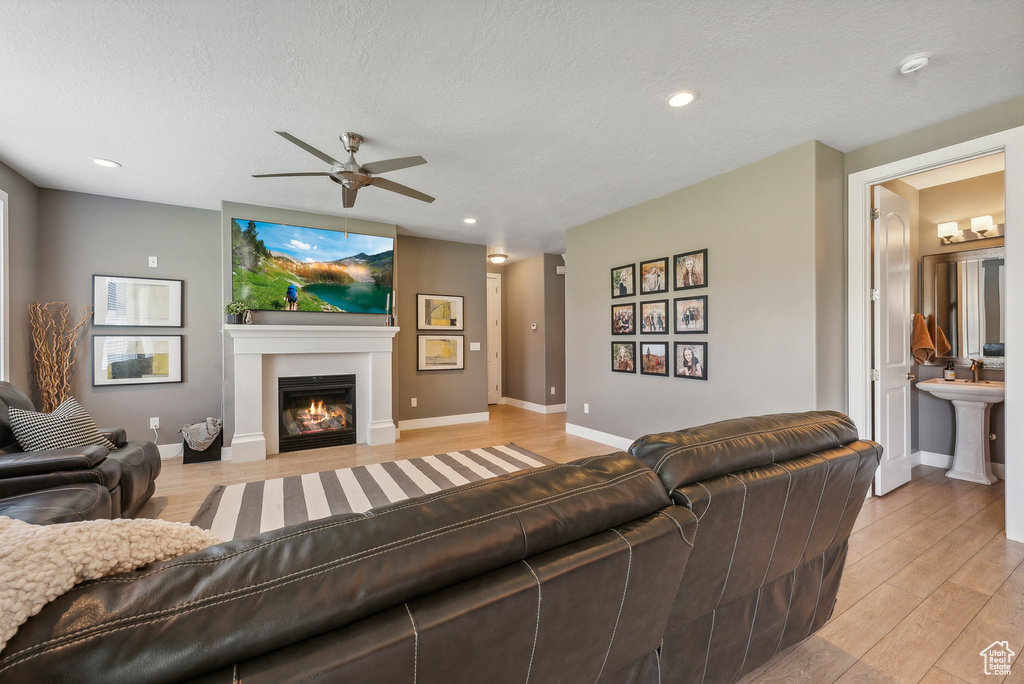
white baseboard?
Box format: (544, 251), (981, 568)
(500, 397), (566, 414)
(565, 422), (634, 451)
(912, 450), (1005, 480)
(398, 412), (490, 431)
(157, 443), (183, 460)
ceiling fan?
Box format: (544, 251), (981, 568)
(253, 131), (434, 208)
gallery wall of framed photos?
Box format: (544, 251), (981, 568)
(608, 249), (708, 380)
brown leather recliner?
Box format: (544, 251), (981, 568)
(0, 382), (161, 520)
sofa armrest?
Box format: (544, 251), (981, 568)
(0, 445), (110, 479)
(97, 428), (127, 449)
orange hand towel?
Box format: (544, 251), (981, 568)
(928, 314), (952, 357)
(911, 313), (935, 364)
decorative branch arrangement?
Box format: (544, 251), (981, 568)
(28, 302), (91, 412)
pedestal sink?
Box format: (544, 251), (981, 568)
(916, 378), (1005, 485)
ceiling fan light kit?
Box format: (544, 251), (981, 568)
(253, 131), (435, 209)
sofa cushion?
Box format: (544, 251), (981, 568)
(8, 398), (116, 453)
(0, 484), (112, 525)
(628, 411), (860, 490)
(0, 383), (37, 450)
(0, 446), (109, 479)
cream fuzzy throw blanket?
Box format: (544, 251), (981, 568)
(0, 516), (221, 654)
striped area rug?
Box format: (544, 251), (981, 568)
(190, 444), (552, 541)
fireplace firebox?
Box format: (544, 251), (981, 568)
(278, 374), (356, 452)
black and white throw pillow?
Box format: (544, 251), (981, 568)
(8, 397), (116, 452)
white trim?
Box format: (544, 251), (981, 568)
(398, 411), (490, 431)
(846, 125), (1024, 541)
(565, 422), (634, 451)
(0, 188), (8, 381)
(501, 397), (566, 414)
(913, 449), (1005, 480)
(157, 443), (182, 460)
(486, 272), (502, 404)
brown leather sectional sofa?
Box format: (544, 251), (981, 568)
(0, 411), (880, 684)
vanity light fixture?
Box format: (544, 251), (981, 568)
(92, 158), (121, 168)
(970, 215), (994, 236)
(488, 253), (508, 264)
(937, 221), (961, 244)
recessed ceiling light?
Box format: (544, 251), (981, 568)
(899, 53), (931, 75)
(667, 91), (697, 108)
(464, 218), (477, 224)
(92, 158), (121, 168)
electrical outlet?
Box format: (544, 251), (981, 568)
(149, 417), (160, 429)
(583, 403), (589, 414)
(411, 398), (417, 407)
(550, 387), (556, 395)
(148, 256), (158, 268)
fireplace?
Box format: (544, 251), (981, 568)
(278, 374), (356, 452)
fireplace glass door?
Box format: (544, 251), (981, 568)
(278, 374), (356, 452)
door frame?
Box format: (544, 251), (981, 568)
(847, 125), (1024, 541)
(486, 272), (502, 404)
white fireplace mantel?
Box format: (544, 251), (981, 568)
(225, 324), (399, 462)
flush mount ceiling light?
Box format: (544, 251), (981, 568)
(667, 90), (697, 108)
(899, 53), (931, 75)
(488, 253), (508, 264)
(92, 158), (121, 168)
(464, 218), (477, 224)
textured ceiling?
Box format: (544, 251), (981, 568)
(1, 0), (1022, 259)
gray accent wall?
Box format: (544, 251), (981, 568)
(395, 235), (488, 422)
(502, 254), (566, 406)
(35, 190), (222, 442)
(0, 160), (40, 393)
(565, 141), (845, 441)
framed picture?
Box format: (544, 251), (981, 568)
(674, 295), (708, 333)
(92, 275), (183, 327)
(639, 257), (669, 294)
(640, 342), (669, 377)
(611, 341), (636, 373)
(93, 335), (183, 386)
(611, 264), (635, 298)
(640, 299), (669, 334)
(418, 334), (465, 371)
(611, 303), (635, 335)
(417, 294), (464, 330)
(674, 249), (708, 290)
(674, 341), (707, 380)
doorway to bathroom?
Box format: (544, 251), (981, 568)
(846, 125), (1024, 542)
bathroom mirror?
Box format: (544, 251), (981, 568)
(921, 245), (1005, 366)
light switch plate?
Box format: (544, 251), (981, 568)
(469, 342), (481, 351)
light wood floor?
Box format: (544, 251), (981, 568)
(138, 404), (612, 524)
(141, 407), (1023, 683)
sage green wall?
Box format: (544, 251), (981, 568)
(565, 141), (844, 441)
(36, 189), (223, 442)
(502, 254), (565, 407)
(0, 160), (40, 394)
(396, 235), (488, 422)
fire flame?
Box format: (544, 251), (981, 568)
(309, 399), (328, 422)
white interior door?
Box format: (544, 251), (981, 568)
(873, 185), (913, 495)
(486, 273), (501, 404)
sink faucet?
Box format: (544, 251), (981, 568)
(970, 358), (983, 383)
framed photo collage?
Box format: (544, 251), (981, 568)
(609, 249), (708, 380)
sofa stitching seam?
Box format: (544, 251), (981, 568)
(522, 559), (542, 684)
(595, 529), (632, 683)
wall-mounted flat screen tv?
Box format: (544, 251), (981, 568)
(231, 218), (393, 314)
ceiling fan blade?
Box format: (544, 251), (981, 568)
(252, 172), (331, 178)
(361, 155), (427, 175)
(371, 176), (435, 203)
(275, 131), (341, 166)
(343, 186), (357, 208)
